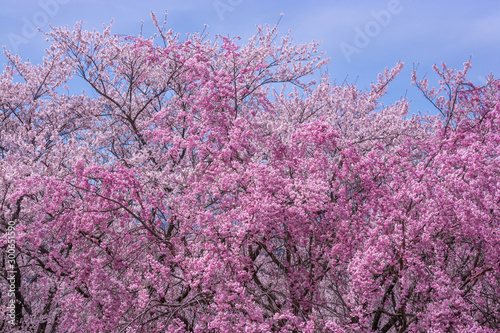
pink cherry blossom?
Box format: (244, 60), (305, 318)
(1, 14), (499, 332)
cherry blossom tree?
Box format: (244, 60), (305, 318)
(1, 13), (499, 332)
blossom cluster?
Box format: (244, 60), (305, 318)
(0, 14), (499, 332)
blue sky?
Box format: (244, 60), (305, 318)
(1, 0), (500, 115)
